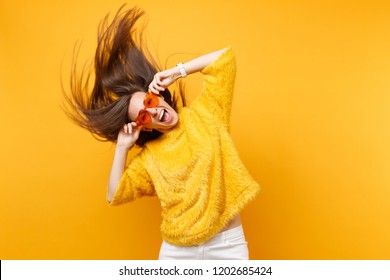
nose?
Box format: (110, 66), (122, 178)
(146, 107), (158, 117)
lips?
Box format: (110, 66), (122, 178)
(159, 109), (172, 123)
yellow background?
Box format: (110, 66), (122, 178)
(1, 0), (390, 259)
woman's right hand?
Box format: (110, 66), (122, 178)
(148, 68), (180, 94)
(116, 122), (142, 149)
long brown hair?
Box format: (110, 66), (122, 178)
(62, 5), (184, 146)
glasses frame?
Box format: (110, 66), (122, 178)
(135, 92), (161, 127)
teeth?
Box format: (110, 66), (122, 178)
(159, 109), (165, 121)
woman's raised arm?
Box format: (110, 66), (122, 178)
(107, 123), (141, 202)
(148, 48), (228, 94)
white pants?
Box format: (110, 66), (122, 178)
(158, 225), (249, 260)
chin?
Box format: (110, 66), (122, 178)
(159, 124), (175, 132)
(157, 121), (177, 132)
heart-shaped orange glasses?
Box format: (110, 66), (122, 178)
(135, 92), (160, 126)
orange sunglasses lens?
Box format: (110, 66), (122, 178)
(136, 110), (152, 126)
(144, 92), (159, 108)
(135, 92), (160, 126)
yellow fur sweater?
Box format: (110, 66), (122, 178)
(110, 47), (260, 246)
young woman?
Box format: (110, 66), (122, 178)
(64, 6), (260, 260)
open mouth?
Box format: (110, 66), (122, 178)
(159, 109), (171, 123)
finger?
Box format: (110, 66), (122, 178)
(155, 84), (165, 91)
(153, 77), (165, 90)
(154, 73), (162, 82)
(130, 122), (142, 131)
(149, 85), (159, 94)
(131, 122), (143, 136)
(127, 123), (133, 134)
(151, 84), (164, 93)
(148, 82), (156, 92)
(123, 124), (128, 134)
(156, 78), (165, 86)
(152, 75), (166, 91)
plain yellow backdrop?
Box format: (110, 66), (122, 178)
(1, 0), (390, 259)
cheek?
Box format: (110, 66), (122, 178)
(127, 112), (135, 122)
(127, 113), (133, 122)
(128, 93), (147, 122)
(128, 106), (141, 122)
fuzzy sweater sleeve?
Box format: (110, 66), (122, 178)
(195, 46), (236, 125)
(109, 154), (155, 206)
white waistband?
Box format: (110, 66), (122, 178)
(201, 225), (244, 246)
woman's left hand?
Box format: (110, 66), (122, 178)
(148, 68), (180, 94)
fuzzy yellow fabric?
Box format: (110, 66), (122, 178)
(110, 47), (260, 246)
